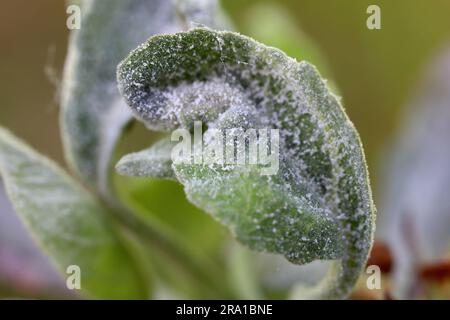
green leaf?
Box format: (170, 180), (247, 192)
(116, 137), (175, 180)
(117, 28), (375, 299)
(0, 127), (147, 299)
(61, 0), (222, 198)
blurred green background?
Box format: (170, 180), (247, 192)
(2, 0), (450, 192)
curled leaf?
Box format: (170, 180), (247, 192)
(0, 127), (146, 299)
(117, 28), (375, 298)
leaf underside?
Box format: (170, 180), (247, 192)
(117, 28), (375, 298)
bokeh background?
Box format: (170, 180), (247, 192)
(1, 0), (450, 299)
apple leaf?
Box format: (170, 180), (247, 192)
(0, 127), (147, 299)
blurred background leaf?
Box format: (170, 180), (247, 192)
(0, 128), (148, 299)
(0, 182), (69, 298)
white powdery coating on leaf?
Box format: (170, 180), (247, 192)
(117, 28), (375, 299)
(134, 78), (256, 131)
(116, 137), (175, 179)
